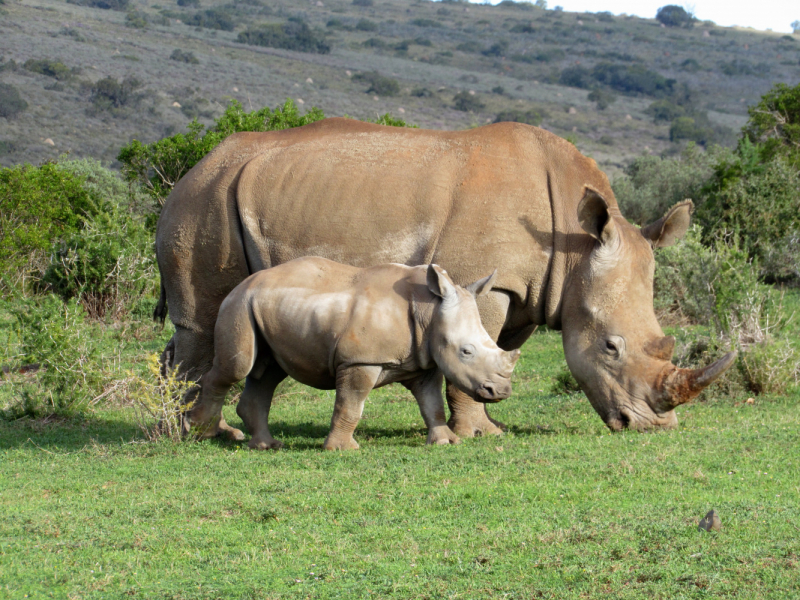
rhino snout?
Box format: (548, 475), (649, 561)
(476, 379), (512, 402)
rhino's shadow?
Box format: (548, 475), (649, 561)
(257, 421), (428, 450)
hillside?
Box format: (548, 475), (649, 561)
(1, 0), (799, 173)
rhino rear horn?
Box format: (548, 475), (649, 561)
(660, 351), (737, 409)
(643, 336), (676, 361)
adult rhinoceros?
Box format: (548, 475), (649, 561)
(155, 118), (735, 436)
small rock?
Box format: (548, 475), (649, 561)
(557, 92), (562, 97)
(397, 107), (405, 114)
(577, 20), (583, 25)
(468, 90), (475, 95)
(568, 107), (577, 114)
(232, 87), (239, 92)
(296, 98), (304, 104)
(746, 397), (755, 404)
(703, 30), (710, 37)
(373, 95), (379, 101)
(44, 138), (55, 146)
(172, 101), (181, 107)
(345, 70), (352, 77)
(625, 114), (632, 120)
(306, 77), (313, 84)
(698, 509), (721, 532)
(316, 0), (323, 5)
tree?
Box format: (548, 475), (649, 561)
(656, 5), (694, 28)
(792, 20), (800, 33)
(743, 82), (800, 166)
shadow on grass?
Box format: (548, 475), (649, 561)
(0, 413), (145, 451)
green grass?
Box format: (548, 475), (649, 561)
(2, 328), (798, 599)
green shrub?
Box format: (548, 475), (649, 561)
(170, 49), (200, 64)
(177, 0), (199, 6)
(655, 5), (694, 28)
(0, 163), (105, 291)
(494, 108), (545, 125)
(509, 22), (535, 33)
(743, 82), (800, 167)
(237, 20), (330, 54)
(411, 87), (433, 97)
(125, 10), (149, 28)
(67, 0), (129, 10)
(118, 99), (325, 208)
(669, 112), (733, 146)
(0, 83), (27, 119)
(587, 88), (616, 110)
(646, 99), (685, 123)
(352, 0), (373, 5)
(184, 8), (235, 31)
(23, 59), (75, 80)
(551, 366), (581, 395)
(612, 143), (732, 227)
(411, 18), (441, 28)
(353, 71), (399, 96)
(456, 41), (483, 54)
(453, 91), (485, 112)
(355, 19), (377, 31)
(482, 41), (509, 57)
(654, 225), (798, 395)
(2, 295), (103, 420)
(90, 76), (142, 110)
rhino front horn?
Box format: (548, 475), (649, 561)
(662, 351), (737, 409)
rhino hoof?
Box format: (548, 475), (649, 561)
(322, 437), (360, 451)
(249, 438), (284, 450)
(427, 426), (461, 445)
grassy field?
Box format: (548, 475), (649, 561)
(2, 322), (799, 599)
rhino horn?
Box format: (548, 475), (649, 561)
(659, 351), (737, 409)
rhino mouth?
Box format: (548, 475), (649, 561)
(605, 403), (678, 431)
(475, 380), (512, 402)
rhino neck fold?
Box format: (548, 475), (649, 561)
(409, 291), (436, 371)
(543, 171), (567, 331)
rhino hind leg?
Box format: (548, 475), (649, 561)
(237, 362), (287, 450)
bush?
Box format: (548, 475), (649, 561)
(90, 76), (142, 110)
(453, 91), (485, 112)
(118, 99), (325, 207)
(23, 59), (75, 80)
(67, 0), (129, 10)
(352, 0), (373, 5)
(612, 143), (732, 227)
(482, 41), (509, 57)
(411, 87), (433, 97)
(411, 18), (441, 28)
(646, 99), (685, 123)
(655, 5), (694, 28)
(456, 41), (483, 54)
(353, 71), (399, 96)
(559, 65), (593, 88)
(654, 226), (798, 395)
(237, 20), (331, 54)
(170, 49), (200, 64)
(177, 0), (199, 6)
(355, 19), (377, 31)
(0, 83), (27, 119)
(0, 162), (105, 291)
(587, 88), (616, 110)
(2, 295), (103, 420)
(184, 8), (235, 30)
(743, 82), (800, 167)
(494, 108), (545, 125)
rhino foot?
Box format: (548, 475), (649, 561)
(448, 415), (505, 438)
(217, 420), (246, 442)
(248, 437), (284, 450)
(322, 436), (360, 451)
(427, 426), (461, 446)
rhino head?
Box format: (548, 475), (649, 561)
(561, 189), (736, 431)
(426, 265), (521, 402)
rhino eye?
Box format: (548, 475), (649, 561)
(604, 340), (619, 356)
(460, 345), (475, 358)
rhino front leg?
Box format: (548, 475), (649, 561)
(403, 371), (460, 445)
(323, 365), (382, 451)
(236, 364), (287, 450)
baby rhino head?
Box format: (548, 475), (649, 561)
(426, 265), (520, 402)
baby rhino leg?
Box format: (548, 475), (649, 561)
(236, 362), (287, 450)
(189, 308), (257, 440)
(323, 365), (382, 451)
(403, 371), (460, 446)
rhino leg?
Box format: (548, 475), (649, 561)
(402, 371), (460, 445)
(236, 364), (287, 450)
(323, 365), (382, 451)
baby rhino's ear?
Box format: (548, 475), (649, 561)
(427, 264), (457, 299)
(466, 270), (497, 297)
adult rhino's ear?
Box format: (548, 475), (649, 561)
(427, 264), (457, 299)
(577, 187), (617, 245)
(640, 200), (694, 248)
(466, 270), (497, 298)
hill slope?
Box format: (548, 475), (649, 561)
(1, 0), (799, 173)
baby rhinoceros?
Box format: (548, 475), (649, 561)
(189, 256), (520, 450)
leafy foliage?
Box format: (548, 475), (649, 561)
(0, 163), (105, 289)
(237, 20), (331, 54)
(453, 91), (485, 112)
(587, 88), (616, 110)
(655, 5), (694, 28)
(353, 71), (400, 96)
(23, 59), (76, 80)
(89, 76), (142, 111)
(184, 8), (235, 31)
(67, 0), (129, 10)
(494, 108), (545, 126)
(743, 82), (800, 167)
(0, 83), (27, 119)
(117, 99), (325, 208)
(169, 49), (199, 64)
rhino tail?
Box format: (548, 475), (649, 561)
(153, 280), (168, 323)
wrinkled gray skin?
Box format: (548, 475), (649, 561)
(189, 258), (520, 450)
(155, 118), (735, 435)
